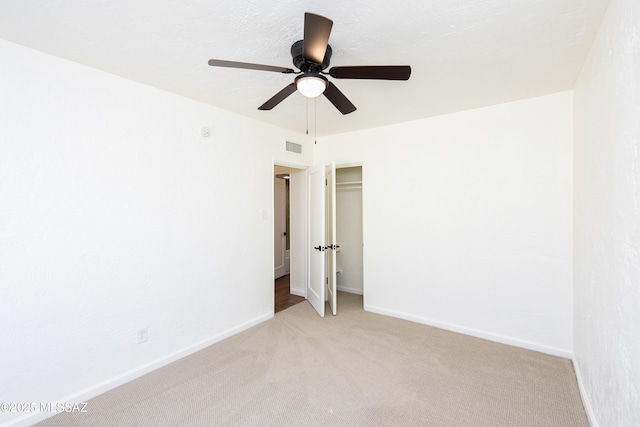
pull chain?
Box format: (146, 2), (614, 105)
(314, 97), (317, 144)
(306, 98), (309, 135)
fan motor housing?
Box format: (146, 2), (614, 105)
(291, 40), (332, 73)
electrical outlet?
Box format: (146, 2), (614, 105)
(137, 328), (148, 344)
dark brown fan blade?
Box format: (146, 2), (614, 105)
(258, 83), (298, 110)
(208, 59), (295, 74)
(323, 82), (356, 115)
(303, 13), (333, 64)
(329, 65), (411, 80)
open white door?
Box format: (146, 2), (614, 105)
(307, 163), (325, 317)
(326, 162), (337, 315)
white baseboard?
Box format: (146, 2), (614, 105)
(364, 304), (572, 359)
(290, 287), (306, 297)
(572, 356), (597, 427)
(7, 311), (273, 427)
(337, 285), (363, 295)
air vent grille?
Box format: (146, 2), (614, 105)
(286, 141), (302, 154)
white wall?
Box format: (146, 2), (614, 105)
(573, 0), (640, 425)
(315, 92), (574, 357)
(0, 39), (311, 426)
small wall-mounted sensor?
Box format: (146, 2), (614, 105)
(137, 327), (148, 344)
(201, 126), (211, 137)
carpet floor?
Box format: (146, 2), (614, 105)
(38, 292), (588, 426)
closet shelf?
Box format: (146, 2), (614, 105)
(336, 181), (362, 186)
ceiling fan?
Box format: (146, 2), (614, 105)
(208, 12), (411, 115)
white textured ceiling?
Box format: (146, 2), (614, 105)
(0, 0), (610, 136)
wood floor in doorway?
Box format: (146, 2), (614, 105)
(275, 274), (305, 313)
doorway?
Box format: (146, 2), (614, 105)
(272, 163), (364, 316)
(273, 172), (288, 280)
(274, 164), (307, 313)
(335, 166), (363, 296)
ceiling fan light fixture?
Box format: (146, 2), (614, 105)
(295, 74), (327, 98)
(208, 13), (410, 115)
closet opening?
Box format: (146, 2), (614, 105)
(335, 165), (364, 300)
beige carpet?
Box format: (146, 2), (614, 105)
(38, 292), (588, 426)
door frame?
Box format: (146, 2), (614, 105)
(334, 162), (365, 305)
